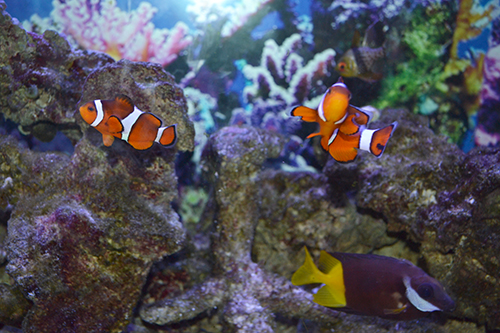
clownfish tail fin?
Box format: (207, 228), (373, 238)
(359, 122), (397, 157)
(292, 247), (323, 286)
(155, 124), (177, 147)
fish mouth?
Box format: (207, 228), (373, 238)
(444, 299), (456, 312)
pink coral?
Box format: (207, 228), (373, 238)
(52, 0), (192, 66)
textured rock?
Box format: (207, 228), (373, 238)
(0, 1), (113, 143)
(324, 108), (500, 330)
(78, 59), (195, 152)
(140, 124), (478, 332)
(2, 128), (186, 332)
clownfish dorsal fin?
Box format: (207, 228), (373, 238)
(114, 94), (135, 113)
(107, 115), (124, 134)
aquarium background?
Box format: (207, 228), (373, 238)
(0, 0), (500, 332)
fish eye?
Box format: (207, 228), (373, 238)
(88, 106), (95, 112)
(417, 283), (434, 299)
(339, 62), (346, 71)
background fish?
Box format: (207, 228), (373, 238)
(292, 247), (456, 320)
(336, 22), (386, 82)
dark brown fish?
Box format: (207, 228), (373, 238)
(292, 247), (455, 320)
(335, 24), (386, 82)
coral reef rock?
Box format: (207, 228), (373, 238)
(140, 124), (479, 332)
(78, 59), (195, 152)
(140, 126), (343, 332)
(0, 0), (114, 143)
(324, 108), (500, 330)
(1, 131), (186, 332)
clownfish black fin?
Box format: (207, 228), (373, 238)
(157, 124), (177, 147)
(107, 115), (124, 134)
(348, 105), (373, 126)
(360, 121), (398, 157)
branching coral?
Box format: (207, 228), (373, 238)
(51, 0), (193, 66)
(233, 33), (335, 136)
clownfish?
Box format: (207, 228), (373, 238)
(291, 78), (397, 163)
(292, 247), (456, 320)
(335, 23), (385, 82)
(79, 95), (177, 150)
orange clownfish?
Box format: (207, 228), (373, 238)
(79, 95), (177, 150)
(291, 78), (397, 163)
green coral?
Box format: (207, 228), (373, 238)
(375, 4), (455, 112)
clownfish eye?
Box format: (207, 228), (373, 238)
(88, 106), (95, 112)
(417, 283), (434, 299)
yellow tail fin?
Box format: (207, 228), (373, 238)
(292, 247), (322, 286)
(292, 247), (347, 308)
(314, 285), (346, 307)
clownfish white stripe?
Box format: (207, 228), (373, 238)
(359, 128), (375, 152)
(328, 128), (339, 146)
(91, 100), (105, 127)
(317, 93), (327, 122)
(121, 107), (144, 142)
(155, 126), (166, 143)
(403, 276), (442, 312)
(332, 82), (347, 89)
(334, 112), (348, 125)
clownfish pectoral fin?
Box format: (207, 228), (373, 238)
(102, 134), (115, 147)
(155, 124), (177, 147)
(328, 131), (359, 163)
(338, 114), (360, 135)
(292, 247), (322, 286)
(107, 115), (124, 134)
(291, 106), (318, 122)
(306, 132), (321, 139)
(314, 285), (346, 308)
(348, 105), (372, 126)
(359, 122), (398, 157)
(114, 95), (135, 112)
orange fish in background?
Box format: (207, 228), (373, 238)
(291, 78), (397, 163)
(79, 95), (177, 150)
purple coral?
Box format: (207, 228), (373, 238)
(52, 0), (192, 66)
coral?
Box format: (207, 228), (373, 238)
(324, 108), (500, 329)
(186, 0), (275, 38)
(233, 34), (335, 152)
(475, 17), (500, 147)
(0, 1), (114, 144)
(138, 125), (482, 332)
(328, 0), (440, 29)
(241, 34), (336, 108)
(448, 0), (496, 61)
(51, 0), (193, 66)
(1, 128), (187, 332)
(140, 126), (343, 332)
